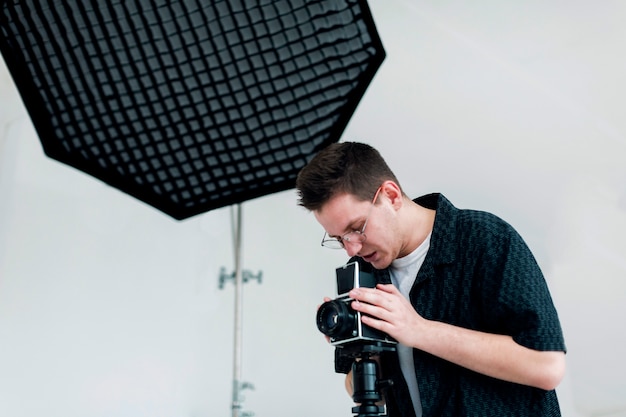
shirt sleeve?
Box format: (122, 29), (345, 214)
(477, 216), (566, 352)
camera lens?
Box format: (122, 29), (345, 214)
(316, 300), (357, 338)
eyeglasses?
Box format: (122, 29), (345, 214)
(321, 186), (382, 249)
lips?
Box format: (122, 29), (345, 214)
(361, 251), (377, 263)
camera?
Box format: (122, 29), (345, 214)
(316, 261), (396, 347)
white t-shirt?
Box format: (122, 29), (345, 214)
(389, 233), (431, 417)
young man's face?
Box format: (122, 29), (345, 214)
(314, 190), (400, 269)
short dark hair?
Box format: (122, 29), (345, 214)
(296, 142), (402, 211)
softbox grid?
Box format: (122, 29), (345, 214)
(0, 0), (385, 219)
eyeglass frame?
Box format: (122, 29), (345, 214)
(320, 186), (383, 249)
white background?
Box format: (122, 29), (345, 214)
(1, 1), (625, 416)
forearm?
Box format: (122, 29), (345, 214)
(345, 370), (354, 396)
(414, 319), (566, 390)
(351, 284), (566, 391)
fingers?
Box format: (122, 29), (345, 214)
(317, 296), (333, 310)
(348, 284), (398, 310)
(318, 297), (334, 344)
(347, 284), (406, 334)
(345, 284), (423, 347)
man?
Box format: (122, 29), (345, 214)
(296, 142), (566, 416)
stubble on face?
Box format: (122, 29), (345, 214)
(315, 192), (399, 270)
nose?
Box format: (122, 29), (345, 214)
(343, 240), (363, 257)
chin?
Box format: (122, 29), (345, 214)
(368, 256), (391, 270)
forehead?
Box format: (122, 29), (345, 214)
(313, 192), (370, 235)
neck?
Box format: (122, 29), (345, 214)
(398, 197), (436, 258)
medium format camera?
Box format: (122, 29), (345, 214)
(316, 261), (396, 347)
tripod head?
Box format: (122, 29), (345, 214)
(339, 342), (396, 417)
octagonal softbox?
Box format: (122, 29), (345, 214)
(0, 0), (385, 219)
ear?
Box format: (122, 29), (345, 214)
(380, 180), (403, 209)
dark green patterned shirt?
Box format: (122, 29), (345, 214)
(339, 193), (566, 417)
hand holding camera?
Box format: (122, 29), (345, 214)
(345, 283), (424, 349)
(316, 262), (397, 417)
(316, 261), (395, 347)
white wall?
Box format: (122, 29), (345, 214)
(1, 1), (625, 416)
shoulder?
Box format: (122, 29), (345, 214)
(417, 193), (517, 238)
(421, 194), (530, 263)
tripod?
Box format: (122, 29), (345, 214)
(343, 343), (396, 417)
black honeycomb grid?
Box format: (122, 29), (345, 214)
(0, 0), (384, 219)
